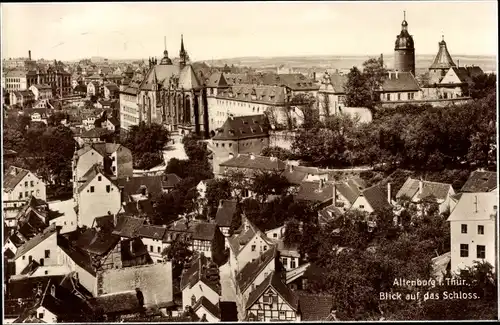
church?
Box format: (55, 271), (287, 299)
(120, 36), (209, 137)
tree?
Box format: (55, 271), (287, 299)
(261, 146), (293, 161)
(362, 57), (387, 107)
(344, 66), (371, 108)
(205, 178), (232, 219)
(251, 171), (291, 203)
(162, 238), (193, 279)
(182, 134), (209, 162)
(124, 122), (170, 169)
(468, 73), (496, 99)
(47, 112), (69, 127)
(290, 93), (320, 130)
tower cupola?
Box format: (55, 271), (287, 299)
(393, 11), (416, 75)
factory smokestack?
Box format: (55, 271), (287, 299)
(28, 50), (31, 61)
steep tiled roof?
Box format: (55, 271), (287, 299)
(396, 178), (452, 201)
(297, 293), (335, 321)
(57, 235), (96, 276)
(191, 222), (218, 241)
(295, 181), (333, 203)
(205, 72), (229, 88)
(380, 72), (420, 92)
(447, 192), (497, 222)
(245, 271), (298, 310)
(3, 166), (30, 191)
(220, 154), (286, 172)
(193, 296), (221, 319)
(237, 246), (277, 293)
(227, 219), (271, 257)
(360, 184), (391, 212)
(103, 83), (119, 92)
(215, 200), (237, 228)
(14, 224), (57, 260)
(180, 253), (221, 294)
(74, 228), (119, 256)
(259, 73), (319, 91)
(162, 173), (182, 189)
(178, 65), (202, 90)
(139, 64), (178, 91)
(79, 127), (111, 139)
(213, 114), (270, 140)
(117, 175), (164, 201)
(112, 215), (145, 238)
(99, 263), (173, 308)
(217, 84), (287, 105)
(136, 225), (167, 240)
(282, 165), (326, 185)
(461, 171), (497, 192)
(429, 39), (456, 70)
(321, 73), (347, 94)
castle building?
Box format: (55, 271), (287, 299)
(119, 35), (209, 137)
(428, 36), (457, 85)
(394, 12), (416, 76)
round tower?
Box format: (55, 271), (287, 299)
(394, 11), (415, 75)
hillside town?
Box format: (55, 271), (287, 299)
(2, 6), (498, 323)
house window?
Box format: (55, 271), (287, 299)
(273, 233), (277, 238)
(191, 295), (196, 306)
(25, 181), (28, 187)
(229, 143), (232, 147)
(478, 225), (484, 235)
(22, 256), (25, 260)
(397, 93), (401, 101)
(263, 246), (267, 251)
(30, 181), (34, 187)
(112, 166), (116, 172)
(25, 191), (29, 198)
(263, 295), (272, 304)
(251, 245), (256, 252)
(45, 250), (50, 258)
(90, 186), (95, 193)
(477, 245), (486, 259)
(157, 247), (161, 253)
(386, 93), (390, 101)
(359, 205), (364, 209)
(38, 313), (44, 319)
(106, 185), (111, 193)
(461, 224), (467, 234)
(222, 143), (225, 147)
(291, 260), (297, 269)
(460, 244), (469, 257)
(150, 246), (153, 252)
(19, 192), (23, 199)
(98, 176), (102, 181)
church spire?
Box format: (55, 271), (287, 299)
(179, 34), (189, 68)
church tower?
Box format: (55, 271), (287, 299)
(160, 36), (173, 65)
(394, 11), (415, 75)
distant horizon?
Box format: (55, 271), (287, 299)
(2, 2), (497, 62)
(4, 53), (496, 64)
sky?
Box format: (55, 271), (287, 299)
(1, 1), (498, 61)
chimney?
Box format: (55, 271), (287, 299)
(318, 179), (324, 191)
(419, 179), (423, 194)
(457, 59), (460, 68)
(387, 183), (391, 204)
(380, 53), (384, 67)
(333, 183), (337, 206)
(28, 50), (32, 61)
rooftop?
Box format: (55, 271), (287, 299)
(213, 114), (270, 141)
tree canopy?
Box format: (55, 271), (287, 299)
(123, 122), (170, 170)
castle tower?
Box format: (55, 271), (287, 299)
(394, 11), (415, 75)
(428, 35), (456, 84)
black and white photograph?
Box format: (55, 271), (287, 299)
(1, 1), (498, 322)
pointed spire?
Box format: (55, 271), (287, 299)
(180, 34), (185, 53)
(430, 35), (456, 69)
